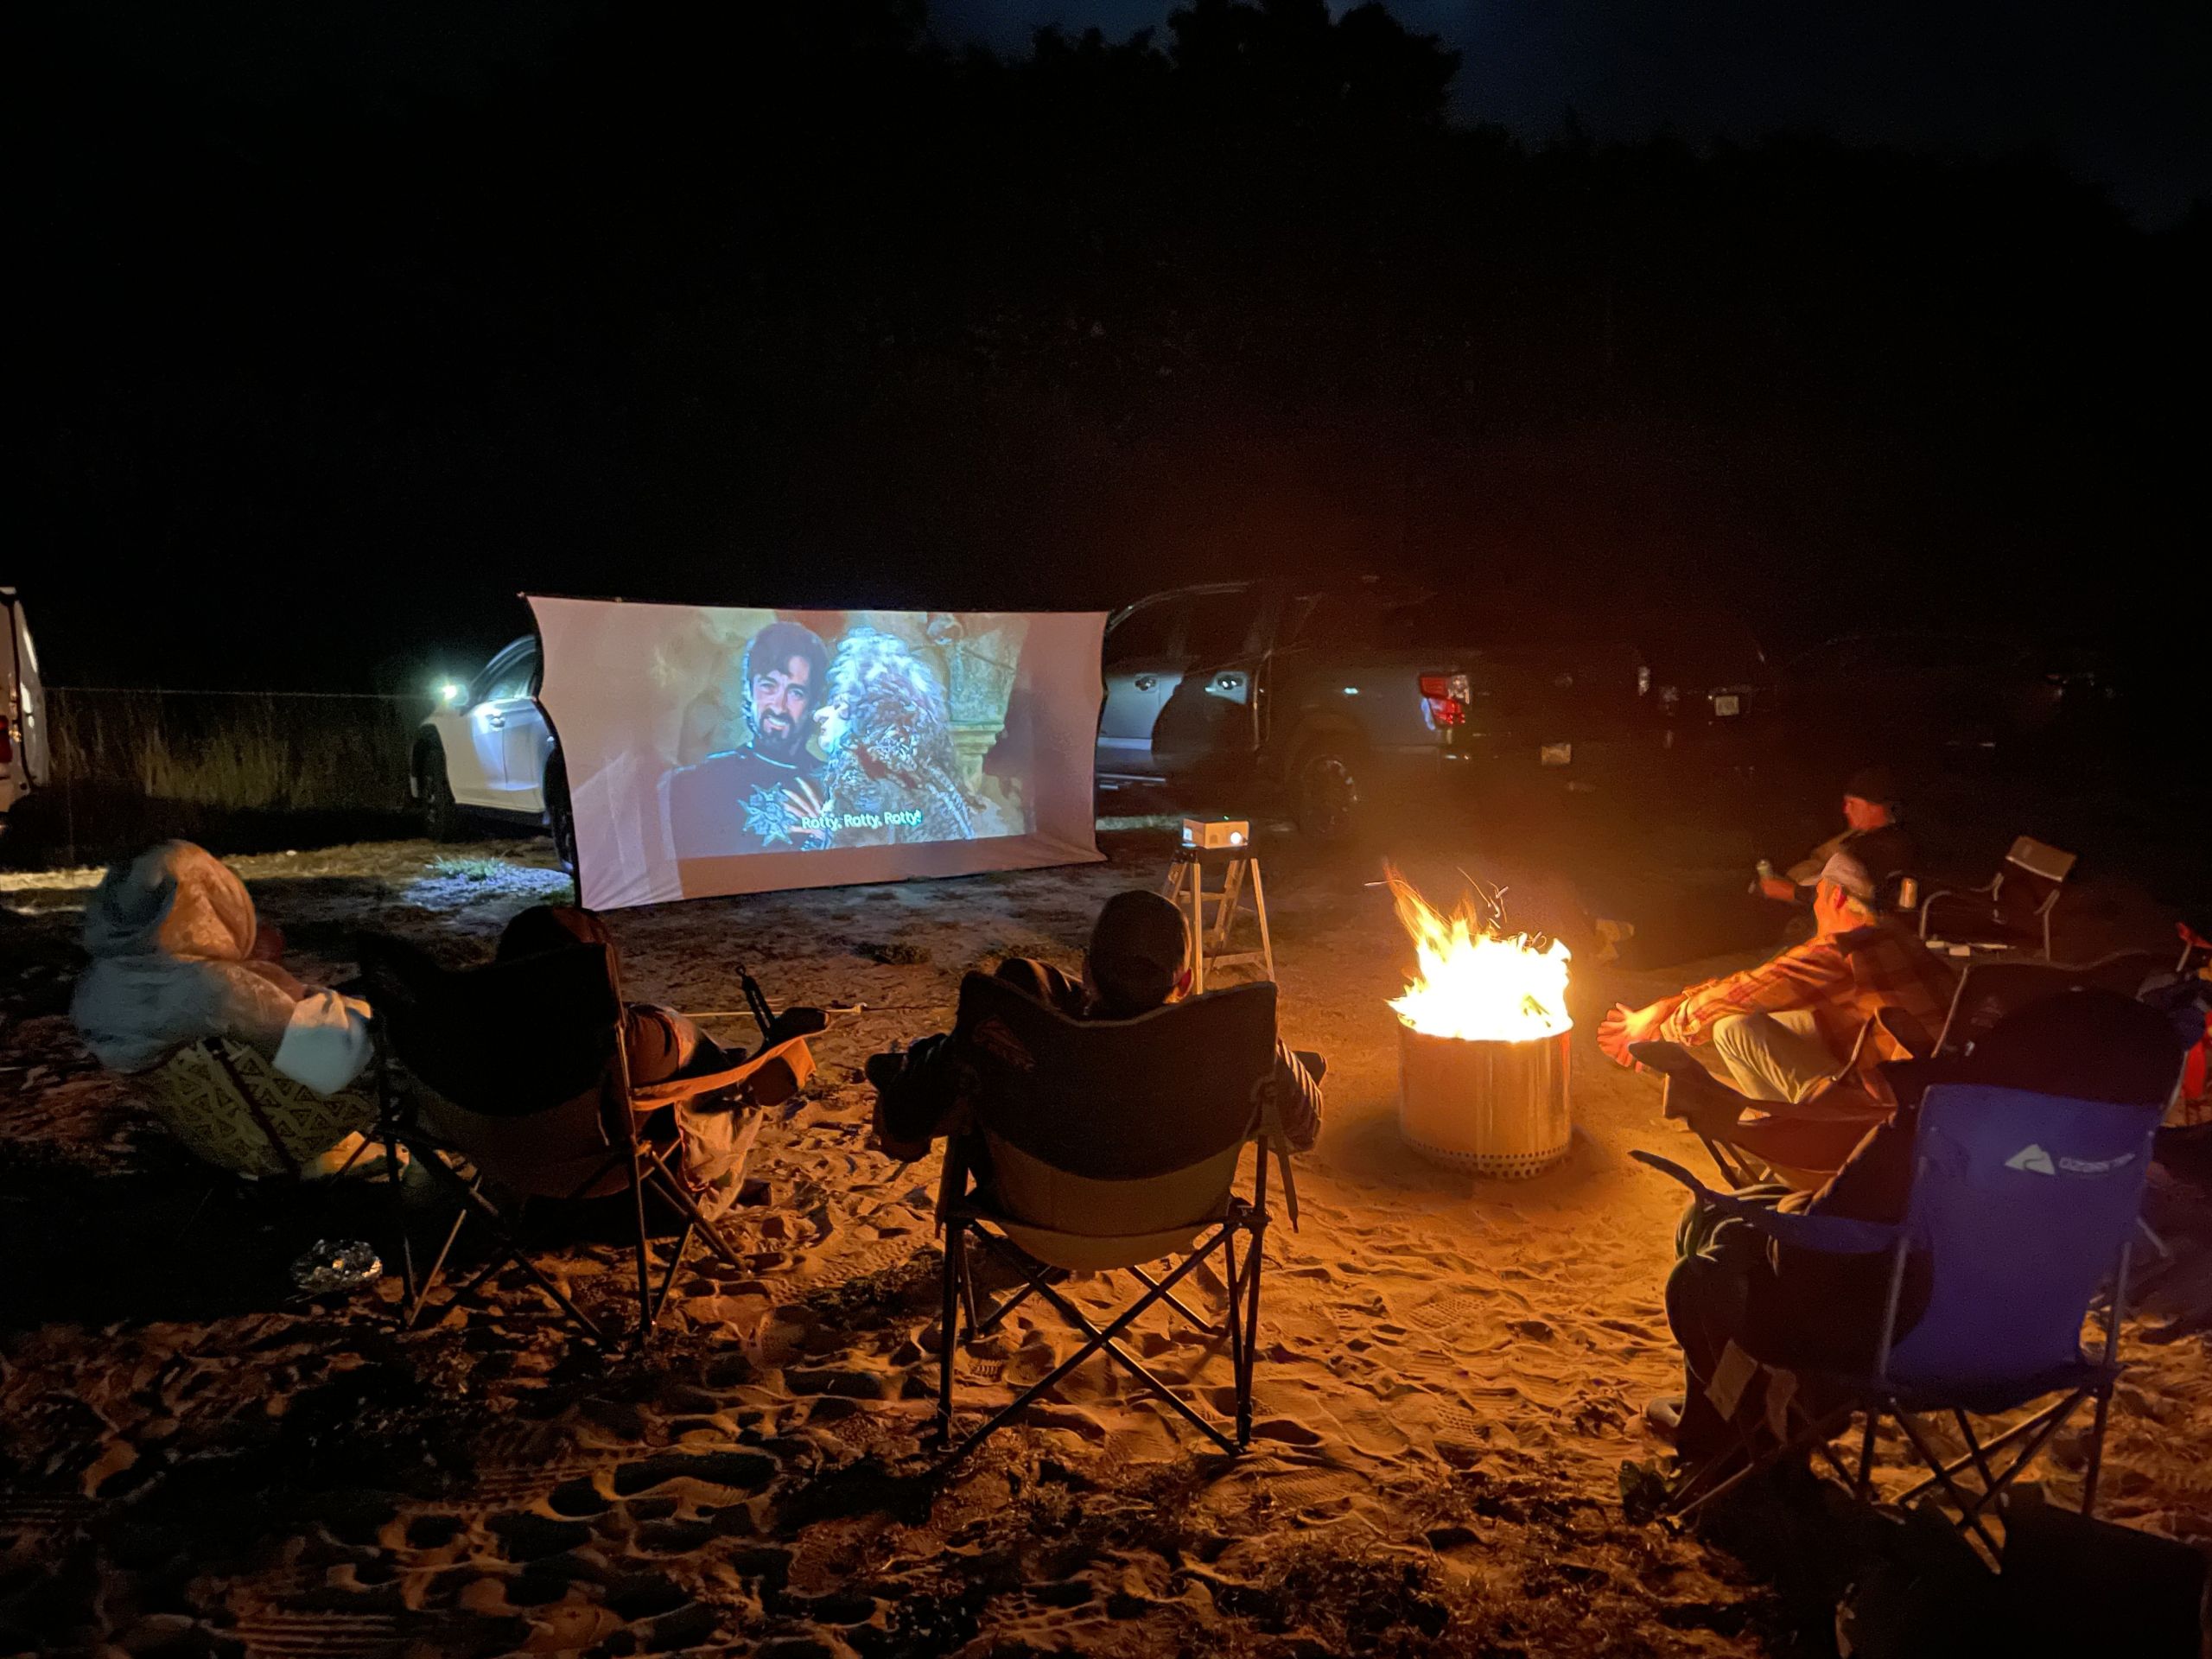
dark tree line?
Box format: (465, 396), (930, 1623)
(23, 1), (2207, 690)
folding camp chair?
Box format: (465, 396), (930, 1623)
(1633, 1018), (1892, 1193)
(137, 1037), (380, 1182)
(1919, 836), (2077, 960)
(1892, 951), (2165, 1065)
(1636, 1077), (2170, 1557)
(359, 931), (813, 1345)
(933, 971), (1289, 1464)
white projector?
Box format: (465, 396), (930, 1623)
(1181, 817), (1249, 851)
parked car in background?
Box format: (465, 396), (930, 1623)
(1095, 579), (1612, 837)
(0, 588), (49, 841)
(1777, 631), (2110, 761)
(412, 634), (573, 862)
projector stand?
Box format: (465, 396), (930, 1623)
(1162, 844), (1274, 993)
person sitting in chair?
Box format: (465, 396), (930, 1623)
(495, 905), (814, 1218)
(1599, 830), (1954, 1108)
(74, 840), (373, 1095)
(868, 889), (1324, 1161)
(1756, 766), (1909, 905)
(1646, 988), (2188, 1454)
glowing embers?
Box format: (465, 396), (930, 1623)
(1388, 867), (1574, 1179)
(1386, 867), (1571, 1043)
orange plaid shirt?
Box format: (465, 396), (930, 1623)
(1657, 920), (1958, 1096)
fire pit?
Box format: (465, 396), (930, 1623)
(1388, 869), (1574, 1178)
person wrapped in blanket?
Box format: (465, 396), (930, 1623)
(867, 889), (1324, 1161)
(495, 906), (782, 1221)
(73, 840), (374, 1088)
(1646, 988), (2190, 1455)
(72, 841), (378, 1174)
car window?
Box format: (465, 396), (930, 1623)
(1291, 594), (1381, 652)
(476, 641), (537, 703)
(1103, 599), (1184, 666)
(1181, 589), (1256, 663)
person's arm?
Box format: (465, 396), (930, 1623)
(1267, 1043), (1322, 1152)
(1656, 938), (1844, 1047)
(272, 989), (374, 1095)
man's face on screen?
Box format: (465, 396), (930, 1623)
(751, 657), (814, 762)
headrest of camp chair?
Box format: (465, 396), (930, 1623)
(954, 970), (1277, 1182)
(1891, 986), (2188, 1113)
(359, 931), (622, 1117)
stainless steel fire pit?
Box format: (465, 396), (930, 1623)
(1396, 1021), (1573, 1177)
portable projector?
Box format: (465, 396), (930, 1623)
(1181, 817), (1249, 851)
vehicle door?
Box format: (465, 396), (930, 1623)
(1153, 585), (1265, 778)
(1096, 594), (1188, 779)
(1, 590), (48, 812)
(499, 641), (552, 812)
(446, 640), (536, 808)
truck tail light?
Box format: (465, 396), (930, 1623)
(0, 718), (12, 766)
(1419, 672), (1469, 728)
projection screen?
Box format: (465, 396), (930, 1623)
(530, 597), (1107, 910)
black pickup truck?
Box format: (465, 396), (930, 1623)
(1094, 579), (1649, 837)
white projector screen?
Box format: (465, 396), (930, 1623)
(530, 596), (1107, 909)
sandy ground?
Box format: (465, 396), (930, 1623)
(3, 829), (2208, 1657)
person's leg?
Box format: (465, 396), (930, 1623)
(1707, 1012), (1840, 1103)
(1663, 1219), (1767, 1456)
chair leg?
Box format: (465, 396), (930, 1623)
(1235, 1215), (1265, 1449)
(1891, 1411), (2004, 1560)
(626, 1140), (655, 1347)
(2082, 1383), (2113, 1516)
(1124, 1262), (1221, 1335)
(641, 1148), (749, 1273)
(942, 1224), (1239, 1466)
(938, 1220), (964, 1447)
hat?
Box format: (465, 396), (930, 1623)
(1844, 766), (1900, 808)
(1087, 890), (1191, 1015)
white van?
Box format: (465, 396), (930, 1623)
(0, 588), (49, 837)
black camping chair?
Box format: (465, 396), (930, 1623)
(1918, 836), (2077, 959)
(933, 972), (1291, 1464)
(359, 931), (812, 1345)
(1884, 951), (2166, 1065)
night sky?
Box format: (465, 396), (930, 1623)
(22, 1), (2210, 695)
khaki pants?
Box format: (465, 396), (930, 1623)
(1694, 1009), (1839, 1103)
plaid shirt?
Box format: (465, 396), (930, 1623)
(1657, 920), (1958, 1095)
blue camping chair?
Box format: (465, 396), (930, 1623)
(1636, 1079), (2164, 1554)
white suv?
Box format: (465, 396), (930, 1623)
(411, 635), (572, 861)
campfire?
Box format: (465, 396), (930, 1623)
(1387, 867), (1575, 1177)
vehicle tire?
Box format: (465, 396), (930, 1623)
(418, 743), (462, 842)
(543, 753), (576, 873)
(1291, 739), (1367, 843)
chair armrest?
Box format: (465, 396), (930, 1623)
(1630, 1151), (1901, 1255)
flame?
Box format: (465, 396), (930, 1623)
(1386, 865), (1572, 1042)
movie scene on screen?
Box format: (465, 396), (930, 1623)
(658, 610), (1033, 857)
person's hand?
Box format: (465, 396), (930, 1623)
(1758, 876), (1797, 903)
(1598, 1001), (1664, 1066)
(782, 779), (831, 844)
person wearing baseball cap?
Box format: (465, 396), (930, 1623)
(1603, 826), (1954, 1107)
(1756, 766), (1910, 905)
